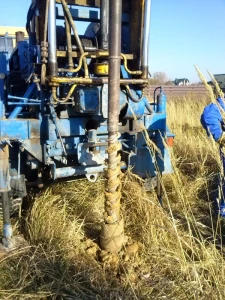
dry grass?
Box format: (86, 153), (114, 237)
(1, 94), (225, 299)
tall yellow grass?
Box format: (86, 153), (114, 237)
(0, 94), (225, 299)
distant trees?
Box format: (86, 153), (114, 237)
(150, 72), (172, 85)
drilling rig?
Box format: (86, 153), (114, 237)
(0, 0), (173, 253)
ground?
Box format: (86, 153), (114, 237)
(0, 94), (224, 300)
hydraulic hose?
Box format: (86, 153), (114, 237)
(124, 85), (144, 103)
(60, 0), (89, 77)
(64, 10), (73, 68)
(52, 85), (77, 103)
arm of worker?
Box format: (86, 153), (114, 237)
(200, 101), (225, 143)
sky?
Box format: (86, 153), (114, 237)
(0, 0), (224, 83)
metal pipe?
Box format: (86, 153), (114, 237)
(108, 0), (122, 181)
(0, 144), (10, 193)
(15, 31), (25, 44)
(49, 77), (149, 85)
(48, 0), (58, 76)
(2, 191), (13, 246)
(60, 0), (89, 77)
(8, 95), (41, 102)
(8, 84), (36, 119)
(54, 165), (106, 179)
(54, 163), (127, 180)
(100, 0), (109, 50)
(0, 143), (12, 244)
(8, 102), (41, 106)
(100, 0), (124, 254)
(58, 52), (89, 73)
(2, 192), (10, 225)
(71, 45), (97, 51)
(52, 85), (77, 103)
(58, 53), (141, 75)
(142, 0), (151, 78)
(121, 54), (142, 75)
(64, 12), (73, 68)
(43, 0), (50, 43)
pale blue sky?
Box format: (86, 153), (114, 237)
(0, 0), (224, 82)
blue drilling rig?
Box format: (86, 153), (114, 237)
(0, 0), (173, 252)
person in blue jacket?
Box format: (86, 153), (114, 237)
(201, 97), (225, 216)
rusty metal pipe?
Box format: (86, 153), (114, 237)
(52, 85), (77, 103)
(100, 0), (124, 254)
(121, 54), (142, 75)
(58, 52), (89, 73)
(48, 0), (58, 76)
(100, 0), (109, 50)
(15, 31), (25, 44)
(57, 52), (142, 75)
(43, 0), (50, 43)
(49, 76), (149, 85)
(64, 11), (73, 68)
(142, 0), (151, 78)
(106, 0), (122, 220)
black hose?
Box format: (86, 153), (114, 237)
(26, 1), (38, 34)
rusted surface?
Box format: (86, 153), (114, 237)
(100, 0), (124, 254)
(29, 120), (41, 138)
(49, 76), (149, 85)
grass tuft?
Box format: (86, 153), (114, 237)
(0, 95), (225, 299)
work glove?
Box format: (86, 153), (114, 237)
(218, 132), (225, 146)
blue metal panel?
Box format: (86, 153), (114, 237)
(28, 119), (41, 138)
(0, 120), (29, 140)
(129, 148), (156, 177)
(56, 118), (86, 137)
(46, 138), (78, 157)
(17, 41), (29, 79)
(125, 98), (146, 119)
(75, 86), (100, 114)
(144, 113), (166, 131)
(0, 52), (7, 100)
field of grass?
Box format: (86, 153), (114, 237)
(1, 95), (225, 299)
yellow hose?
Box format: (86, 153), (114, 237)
(52, 84), (77, 103)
